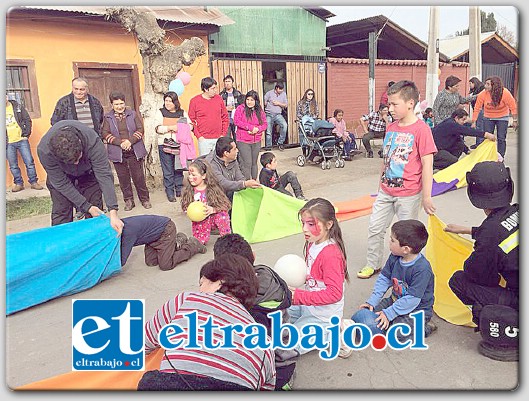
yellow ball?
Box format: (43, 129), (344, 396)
(273, 254), (307, 288)
(187, 200), (207, 222)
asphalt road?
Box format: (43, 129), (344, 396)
(5, 132), (520, 392)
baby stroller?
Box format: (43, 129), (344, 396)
(296, 116), (345, 170)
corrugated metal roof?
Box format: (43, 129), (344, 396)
(19, 6), (234, 26)
(327, 57), (468, 67)
(439, 31), (496, 59)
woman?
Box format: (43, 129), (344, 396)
(138, 254), (276, 391)
(155, 91), (193, 202)
(432, 75), (475, 126)
(233, 90), (267, 180)
(472, 76), (518, 158)
(468, 77), (485, 148)
(296, 89), (319, 121)
(101, 91), (150, 211)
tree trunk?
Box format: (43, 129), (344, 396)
(105, 7), (206, 188)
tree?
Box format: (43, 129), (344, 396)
(105, 7), (206, 186)
(455, 10), (497, 36)
(497, 25), (517, 49)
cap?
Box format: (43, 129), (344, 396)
(466, 161), (514, 209)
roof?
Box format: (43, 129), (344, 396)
(327, 15), (450, 62)
(16, 6), (235, 26)
(326, 58), (468, 67)
(439, 32), (519, 63)
(302, 7), (335, 21)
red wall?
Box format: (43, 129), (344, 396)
(326, 61), (470, 122)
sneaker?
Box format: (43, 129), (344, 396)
(263, 146), (272, 151)
(343, 156), (352, 161)
(163, 138), (180, 148)
(357, 266), (379, 279)
(425, 320), (438, 337)
(367, 151), (373, 158)
(11, 184), (24, 192)
(124, 199), (135, 211)
(142, 201), (152, 209)
(162, 146), (180, 155)
(296, 195), (308, 201)
(281, 370), (296, 391)
(167, 197), (177, 203)
(30, 182), (44, 190)
(175, 232), (188, 251)
(378, 150), (383, 158)
(278, 144), (285, 151)
(339, 318), (356, 358)
(187, 236), (207, 254)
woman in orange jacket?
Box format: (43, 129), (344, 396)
(472, 76), (517, 158)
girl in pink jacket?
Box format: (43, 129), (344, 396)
(233, 90), (267, 180)
(288, 198), (349, 355)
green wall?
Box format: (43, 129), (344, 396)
(210, 7), (326, 57)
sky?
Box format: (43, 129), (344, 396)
(324, 5), (519, 43)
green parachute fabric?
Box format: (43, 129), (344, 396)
(424, 214), (475, 327)
(231, 187), (305, 243)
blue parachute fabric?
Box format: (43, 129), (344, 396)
(6, 215), (122, 315)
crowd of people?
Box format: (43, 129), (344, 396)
(6, 73), (518, 390)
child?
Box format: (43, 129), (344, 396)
(358, 80), (437, 279)
(181, 159), (232, 245)
(213, 233), (297, 391)
(288, 198), (349, 355)
(328, 108), (357, 161)
(259, 152), (307, 201)
(352, 220), (436, 342)
(423, 107), (434, 128)
(120, 214), (206, 271)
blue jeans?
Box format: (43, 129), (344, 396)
(483, 118), (509, 157)
(265, 113), (288, 147)
(475, 110), (485, 145)
(158, 145), (184, 199)
(7, 139), (38, 185)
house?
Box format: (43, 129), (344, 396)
(439, 32), (519, 95)
(5, 6), (233, 187)
(208, 6), (334, 146)
(325, 16), (519, 121)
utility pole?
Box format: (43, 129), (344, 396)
(469, 6), (482, 80)
(425, 6), (439, 107)
(368, 31), (377, 112)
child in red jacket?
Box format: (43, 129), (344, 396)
(288, 198), (349, 355)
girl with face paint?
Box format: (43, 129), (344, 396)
(287, 198), (349, 355)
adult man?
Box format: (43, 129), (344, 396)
(432, 109), (496, 170)
(360, 103), (392, 158)
(205, 136), (260, 202)
(51, 77), (104, 134)
(219, 75), (243, 143)
(188, 77), (229, 156)
(37, 120), (123, 234)
(6, 94), (43, 192)
(264, 82), (288, 151)
(445, 162), (518, 357)
(380, 81), (395, 106)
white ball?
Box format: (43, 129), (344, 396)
(273, 254), (307, 288)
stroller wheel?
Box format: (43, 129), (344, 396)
(321, 160), (327, 170)
(339, 159), (345, 168)
(326, 160), (331, 170)
(335, 159), (341, 169)
(297, 155), (306, 167)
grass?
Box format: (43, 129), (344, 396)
(6, 196), (53, 221)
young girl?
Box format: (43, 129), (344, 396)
(181, 159), (232, 245)
(328, 108), (356, 161)
(288, 198), (349, 355)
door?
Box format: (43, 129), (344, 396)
(75, 63), (141, 114)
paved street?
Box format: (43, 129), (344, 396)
(5, 132), (520, 391)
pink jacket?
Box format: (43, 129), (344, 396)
(233, 104), (267, 144)
(176, 122), (196, 168)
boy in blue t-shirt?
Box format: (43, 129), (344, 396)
(352, 219), (436, 341)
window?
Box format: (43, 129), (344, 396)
(6, 59), (41, 119)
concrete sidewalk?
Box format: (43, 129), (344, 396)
(5, 133), (519, 390)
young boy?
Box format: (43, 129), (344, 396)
(352, 220), (436, 341)
(213, 233), (297, 390)
(259, 152), (307, 201)
(120, 215), (206, 270)
(358, 80), (437, 279)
